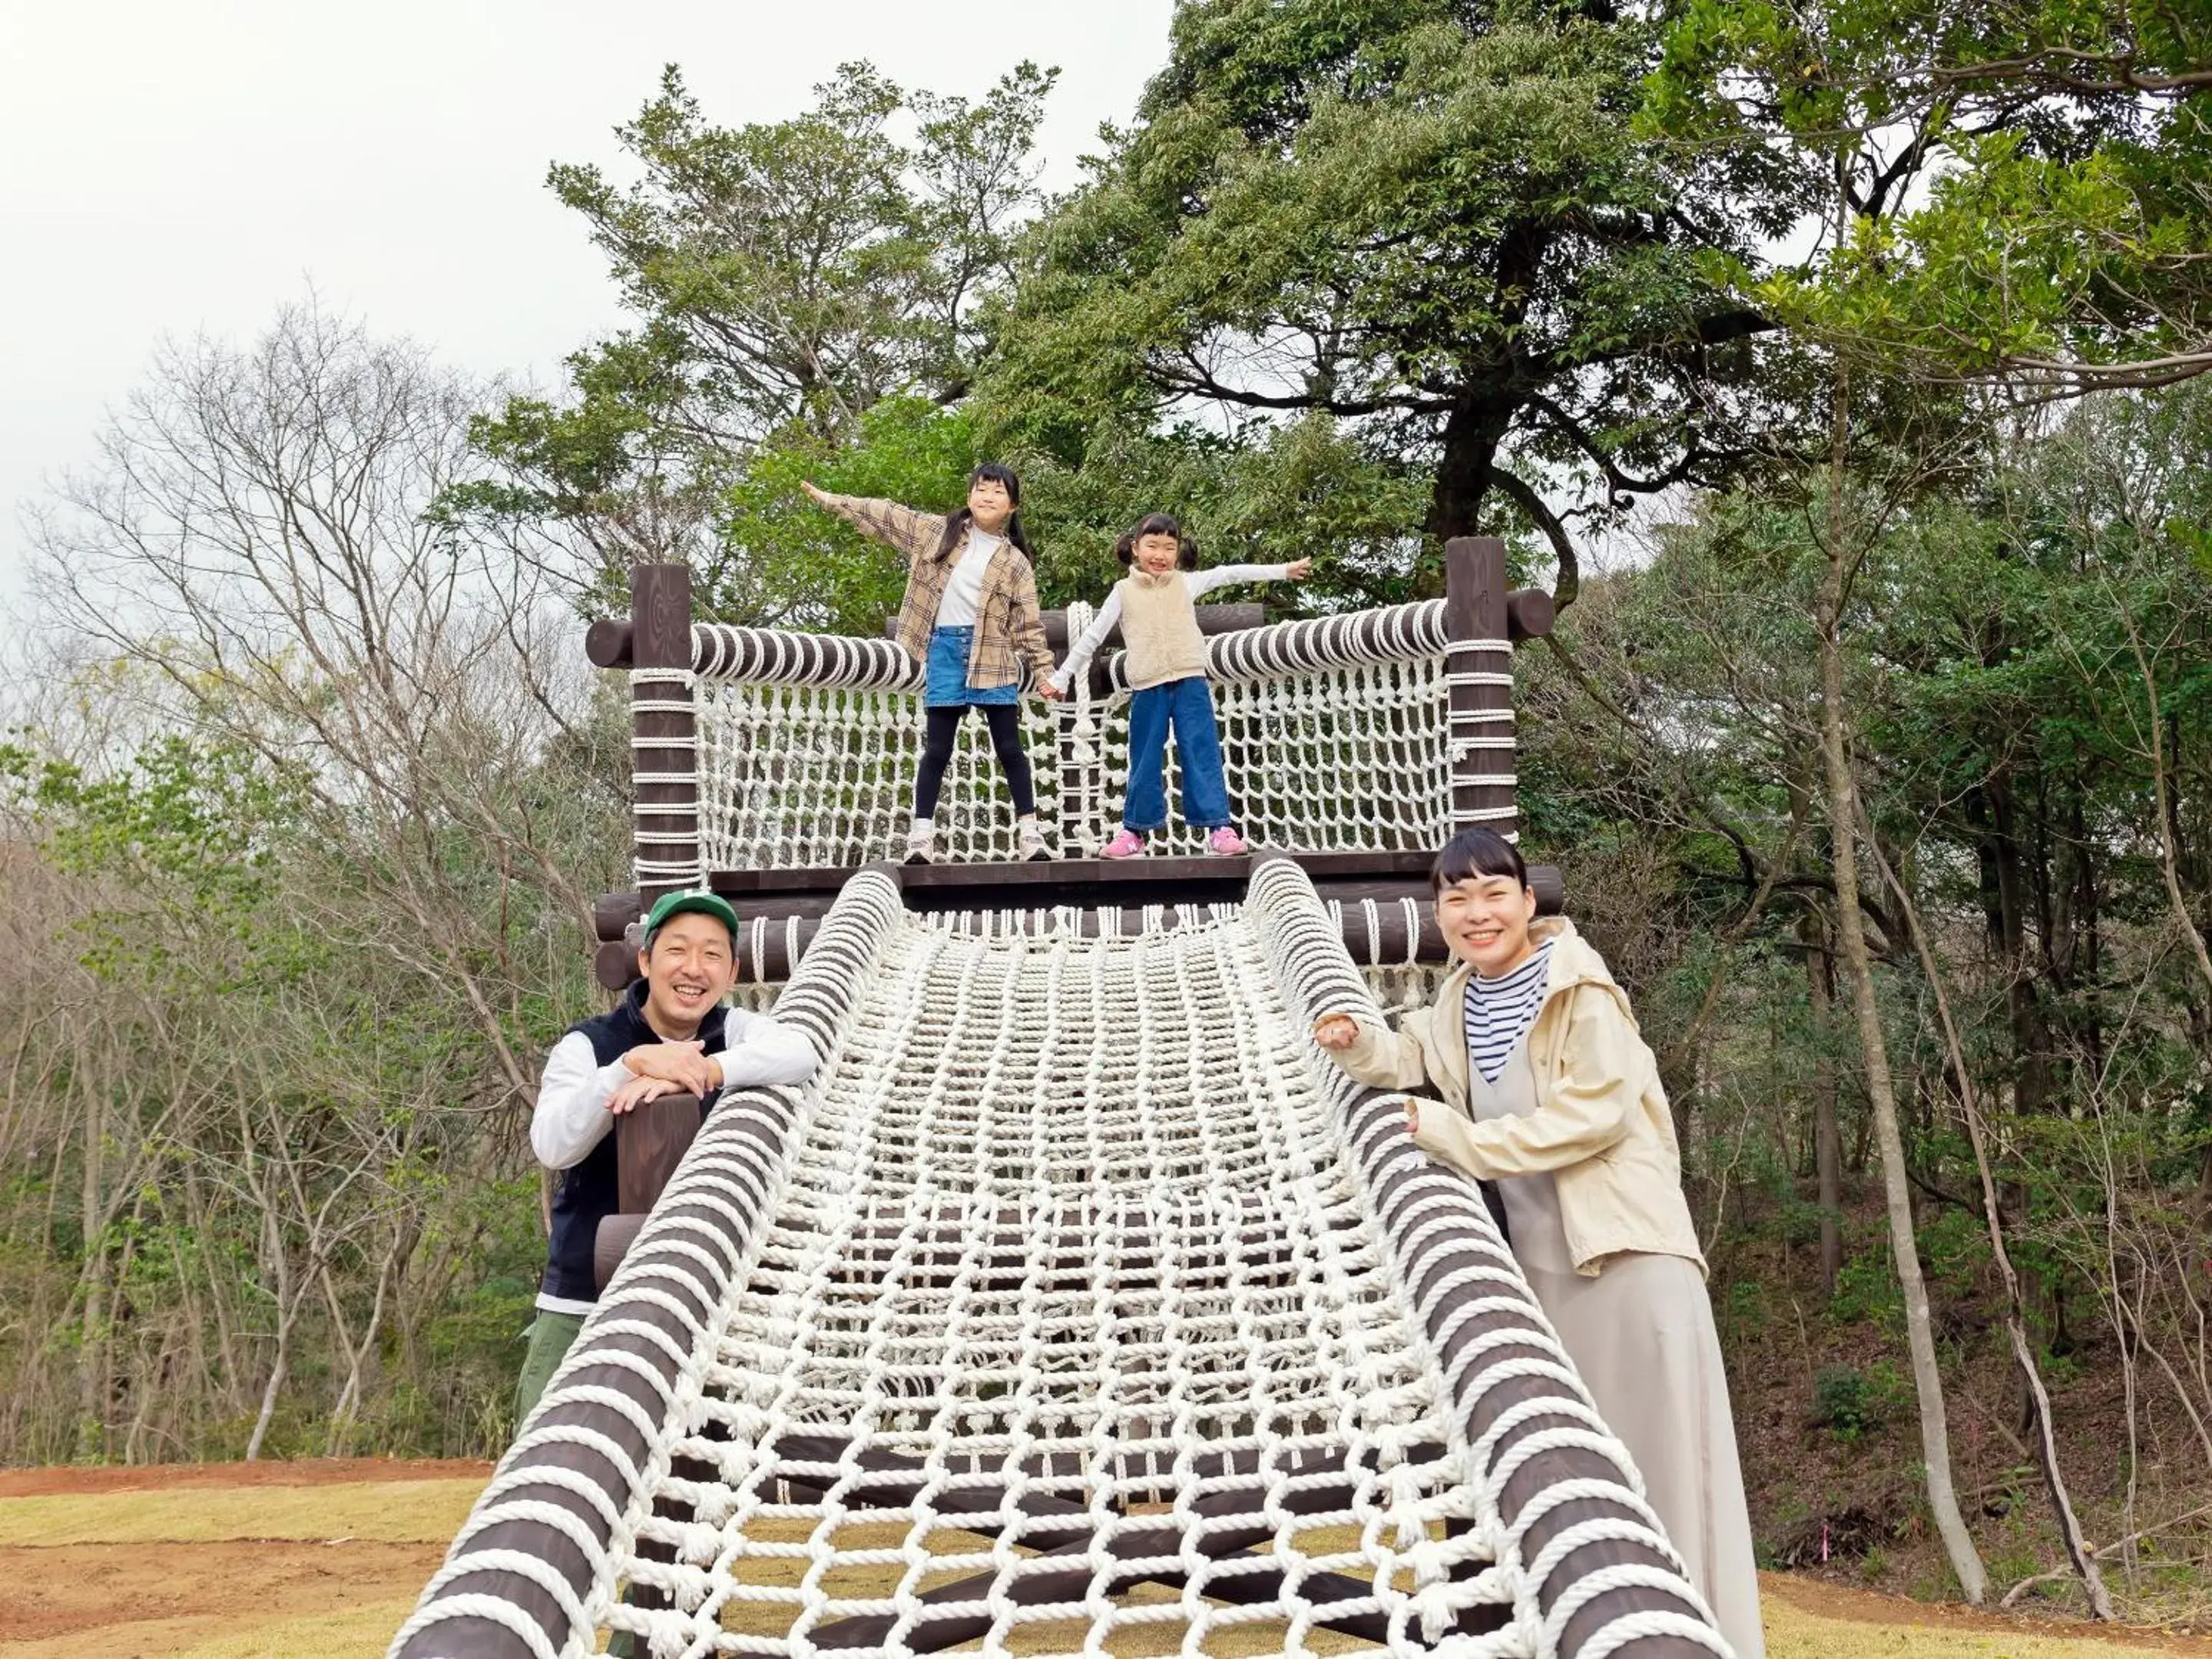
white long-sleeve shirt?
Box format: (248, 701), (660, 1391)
(934, 528), (1003, 627)
(528, 1008), (820, 1171)
(1050, 564), (1293, 693)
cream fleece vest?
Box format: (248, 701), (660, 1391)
(1118, 570), (1209, 690)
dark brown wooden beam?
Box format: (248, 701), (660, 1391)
(591, 861), (1568, 990)
(631, 564), (699, 906)
(1347, 1089), (1718, 1658)
(1445, 535), (1518, 844)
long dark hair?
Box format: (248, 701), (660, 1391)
(933, 462), (1033, 561)
(1114, 511), (1199, 571)
(1431, 826), (1529, 893)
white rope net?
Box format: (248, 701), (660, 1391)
(396, 864), (1724, 1659)
(685, 603), (1458, 869)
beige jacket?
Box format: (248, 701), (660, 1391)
(1320, 917), (1705, 1277)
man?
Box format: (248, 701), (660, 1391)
(516, 889), (819, 1422)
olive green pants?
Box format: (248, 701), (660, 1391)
(513, 1310), (586, 1426)
(515, 1311), (641, 1655)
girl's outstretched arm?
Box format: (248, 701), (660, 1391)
(1049, 588), (1125, 694)
(1183, 559), (1311, 598)
(800, 481), (945, 565)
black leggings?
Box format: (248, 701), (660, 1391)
(916, 704), (1035, 819)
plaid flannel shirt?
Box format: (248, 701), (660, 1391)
(817, 492), (1056, 690)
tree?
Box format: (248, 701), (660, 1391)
(1647, 0), (2212, 389)
(456, 61), (1056, 612)
(982, 0), (1803, 601)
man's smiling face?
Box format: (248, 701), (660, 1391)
(637, 912), (737, 1036)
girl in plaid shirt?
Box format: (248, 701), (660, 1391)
(803, 464), (1062, 863)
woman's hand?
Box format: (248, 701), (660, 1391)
(1313, 1015), (1359, 1051)
(800, 480), (830, 505)
(1037, 680), (1065, 700)
(1286, 558), (1313, 580)
(1404, 1098), (1421, 1136)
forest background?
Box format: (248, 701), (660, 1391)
(2, 0), (2209, 1624)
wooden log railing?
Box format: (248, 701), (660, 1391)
(591, 1093), (704, 1290)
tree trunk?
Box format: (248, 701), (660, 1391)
(1803, 909), (1844, 1299)
(1863, 819), (2113, 1618)
(1423, 401), (1508, 548)
(244, 1207), (294, 1463)
(1814, 363), (1987, 1604)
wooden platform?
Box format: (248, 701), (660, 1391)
(592, 852), (1561, 989)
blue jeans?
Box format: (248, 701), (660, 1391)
(1124, 677), (1232, 832)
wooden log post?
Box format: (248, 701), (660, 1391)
(1445, 536), (1521, 844)
(629, 564), (700, 906)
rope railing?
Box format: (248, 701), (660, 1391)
(617, 539), (1529, 898)
(389, 869), (906, 1659)
(392, 859), (1726, 1659)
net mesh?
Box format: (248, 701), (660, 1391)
(396, 866), (1726, 1659)
(687, 603), (1456, 869)
(606, 904), (1506, 1655)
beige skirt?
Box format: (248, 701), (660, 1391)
(1471, 1047), (1764, 1658)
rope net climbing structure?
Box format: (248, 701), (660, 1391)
(392, 863), (1726, 1659)
(680, 601), (1464, 869)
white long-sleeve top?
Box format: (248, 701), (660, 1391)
(934, 528), (1003, 627)
(1050, 564), (1293, 693)
(528, 1007), (820, 1171)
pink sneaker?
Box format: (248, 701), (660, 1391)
(1100, 828), (1147, 859)
(1207, 826), (1250, 856)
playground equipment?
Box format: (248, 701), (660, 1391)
(389, 541), (1730, 1659)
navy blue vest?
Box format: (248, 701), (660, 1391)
(540, 982), (728, 1303)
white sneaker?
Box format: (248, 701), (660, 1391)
(1017, 820), (1050, 862)
(904, 827), (934, 865)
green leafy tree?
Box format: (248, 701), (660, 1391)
(982, 0), (1803, 602)
(455, 60), (1058, 613)
(1647, 0), (2212, 387)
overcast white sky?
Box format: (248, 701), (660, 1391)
(0, 0), (1176, 607)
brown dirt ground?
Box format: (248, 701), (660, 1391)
(5, 1461), (2211, 1657)
(0, 1539), (439, 1645)
(0, 1459), (491, 1499)
(1763, 1575), (2212, 1655)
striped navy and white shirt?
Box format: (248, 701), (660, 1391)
(1462, 941), (1556, 1084)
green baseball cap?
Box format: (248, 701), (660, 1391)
(642, 888), (740, 943)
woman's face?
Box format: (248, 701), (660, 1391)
(1133, 531), (1181, 574)
(1435, 873), (1537, 977)
(968, 477), (1014, 532)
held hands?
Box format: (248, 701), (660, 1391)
(1286, 558), (1313, 580)
(1037, 680), (1065, 700)
(622, 1040), (719, 1096)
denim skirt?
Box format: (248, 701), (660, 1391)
(924, 625), (1018, 708)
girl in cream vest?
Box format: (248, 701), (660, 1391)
(1051, 513), (1308, 856)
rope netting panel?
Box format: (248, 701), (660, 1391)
(685, 602), (1455, 868)
(393, 863), (1725, 1659)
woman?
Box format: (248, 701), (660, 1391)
(1314, 827), (1763, 1657)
